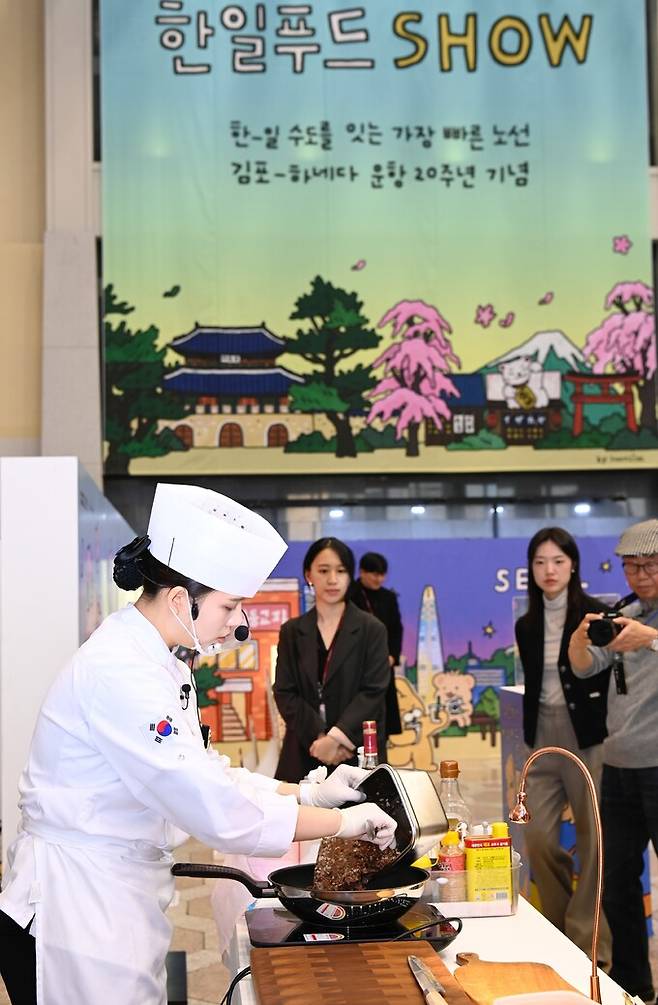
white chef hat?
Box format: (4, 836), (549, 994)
(147, 483), (287, 597)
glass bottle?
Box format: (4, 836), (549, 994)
(438, 759), (472, 839)
(362, 720), (379, 770)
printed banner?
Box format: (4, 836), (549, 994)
(101, 1), (655, 475)
(192, 535), (627, 768)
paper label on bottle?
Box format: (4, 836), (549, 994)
(316, 902), (347, 921)
(437, 854), (466, 872)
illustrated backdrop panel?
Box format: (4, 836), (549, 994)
(101, 1), (655, 475)
(197, 534), (628, 770)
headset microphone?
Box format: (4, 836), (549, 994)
(234, 624), (250, 642)
(180, 683), (191, 709)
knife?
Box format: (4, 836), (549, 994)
(408, 955), (450, 1005)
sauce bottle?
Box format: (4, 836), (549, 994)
(438, 759), (472, 838)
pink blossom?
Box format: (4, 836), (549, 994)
(351, 259), (366, 271)
(418, 373), (460, 398)
(498, 312), (515, 328)
(538, 291), (554, 305)
(612, 235), (633, 255)
(367, 387), (453, 437)
(584, 281), (656, 380)
(604, 281), (653, 310)
(378, 300), (452, 339)
(475, 304), (496, 327)
(367, 298), (460, 441)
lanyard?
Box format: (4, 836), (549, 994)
(320, 608), (346, 686)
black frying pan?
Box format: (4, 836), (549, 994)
(171, 861), (430, 927)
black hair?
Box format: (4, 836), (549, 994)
(303, 537), (355, 581)
(525, 526), (586, 623)
(113, 536), (212, 603)
(359, 551), (388, 574)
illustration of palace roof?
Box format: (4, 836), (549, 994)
(164, 367), (303, 395)
(170, 325), (284, 357)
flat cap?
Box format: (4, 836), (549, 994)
(615, 519), (658, 557)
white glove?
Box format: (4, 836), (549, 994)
(300, 764), (368, 809)
(335, 802), (398, 850)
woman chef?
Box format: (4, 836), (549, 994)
(0, 484), (396, 1005)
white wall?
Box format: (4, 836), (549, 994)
(0, 457), (134, 865)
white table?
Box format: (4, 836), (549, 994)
(225, 897), (629, 1005)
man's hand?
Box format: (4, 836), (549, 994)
(573, 612), (605, 647)
(568, 612), (602, 673)
(607, 618), (658, 654)
(310, 734), (352, 765)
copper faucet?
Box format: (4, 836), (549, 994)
(509, 745), (603, 1004)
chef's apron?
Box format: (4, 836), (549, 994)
(24, 821), (175, 1005)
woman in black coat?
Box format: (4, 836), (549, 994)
(515, 526), (611, 963)
(273, 538), (390, 783)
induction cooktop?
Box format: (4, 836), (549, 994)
(245, 903), (461, 949)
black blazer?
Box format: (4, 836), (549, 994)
(515, 594), (611, 750)
(273, 602), (390, 782)
(348, 582), (403, 736)
(348, 583), (403, 664)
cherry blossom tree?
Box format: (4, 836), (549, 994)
(366, 299), (460, 457)
(583, 281), (656, 430)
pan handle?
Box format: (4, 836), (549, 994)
(439, 916), (463, 937)
(171, 862), (276, 898)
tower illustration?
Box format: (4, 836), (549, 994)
(415, 585), (445, 708)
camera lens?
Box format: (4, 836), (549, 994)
(587, 617), (620, 647)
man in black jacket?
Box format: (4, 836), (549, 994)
(349, 552), (403, 736)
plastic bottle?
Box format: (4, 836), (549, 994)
(464, 820), (513, 903)
(438, 760), (473, 839)
(436, 830), (466, 902)
(362, 720), (379, 770)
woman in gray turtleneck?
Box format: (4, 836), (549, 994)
(514, 527), (611, 964)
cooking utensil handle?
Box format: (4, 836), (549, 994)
(171, 862), (274, 898)
(423, 990), (448, 1005)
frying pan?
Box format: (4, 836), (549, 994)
(171, 861), (431, 927)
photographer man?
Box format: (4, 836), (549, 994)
(569, 519), (658, 1002)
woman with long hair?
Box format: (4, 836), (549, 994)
(273, 537), (390, 782)
(0, 488), (395, 1005)
(515, 526), (611, 963)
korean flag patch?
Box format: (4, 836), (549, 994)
(142, 714), (179, 745)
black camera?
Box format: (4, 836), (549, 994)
(587, 613), (623, 647)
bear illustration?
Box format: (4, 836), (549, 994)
(499, 355), (549, 410)
(387, 677), (447, 772)
(431, 671), (476, 729)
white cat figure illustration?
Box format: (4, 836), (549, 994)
(499, 355), (549, 410)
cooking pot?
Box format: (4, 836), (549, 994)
(171, 861), (433, 927)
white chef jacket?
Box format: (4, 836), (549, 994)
(0, 604), (298, 1004)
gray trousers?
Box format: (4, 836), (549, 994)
(524, 704), (611, 964)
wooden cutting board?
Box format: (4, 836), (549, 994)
(250, 941), (472, 1005)
(454, 952), (583, 1005)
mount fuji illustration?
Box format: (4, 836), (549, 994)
(480, 330), (588, 375)
(479, 329), (627, 424)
